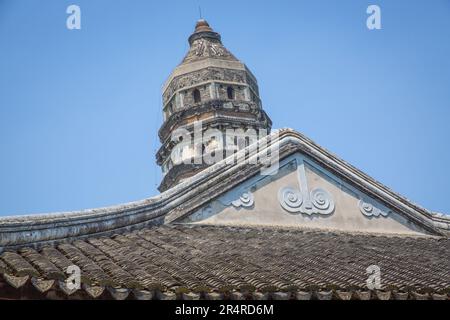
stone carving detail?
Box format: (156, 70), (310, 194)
(193, 40), (206, 56)
(231, 191), (254, 208)
(210, 43), (225, 57)
(164, 67), (247, 103)
(358, 200), (391, 218)
(278, 187), (334, 216)
(192, 39), (226, 57)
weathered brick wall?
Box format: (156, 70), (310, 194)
(216, 84), (246, 101)
(182, 86), (210, 106)
(163, 68), (258, 105)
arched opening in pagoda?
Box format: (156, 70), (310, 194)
(227, 86), (235, 100)
(193, 89), (201, 103)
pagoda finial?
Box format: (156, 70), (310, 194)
(194, 19), (212, 33)
(188, 19), (220, 45)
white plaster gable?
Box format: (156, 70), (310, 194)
(1, 129), (448, 251)
(181, 152), (438, 236)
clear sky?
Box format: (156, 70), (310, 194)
(0, 0), (449, 216)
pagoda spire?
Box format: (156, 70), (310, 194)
(156, 20), (272, 191)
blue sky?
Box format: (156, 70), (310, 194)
(0, 0), (449, 216)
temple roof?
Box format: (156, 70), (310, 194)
(0, 224), (449, 300)
(1, 129), (448, 249)
(0, 129), (449, 299)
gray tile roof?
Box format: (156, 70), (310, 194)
(0, 224), (449, 300)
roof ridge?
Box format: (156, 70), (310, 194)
(1, 129), (448, 251)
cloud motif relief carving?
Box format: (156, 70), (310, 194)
(278, 187), (334, 216)
(231, 191), (254, 208)
(358, 200), (391, 218)
(278, 188), (302, 212)
(278, 159), (335, 216)
(218, 188), (255, 209)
